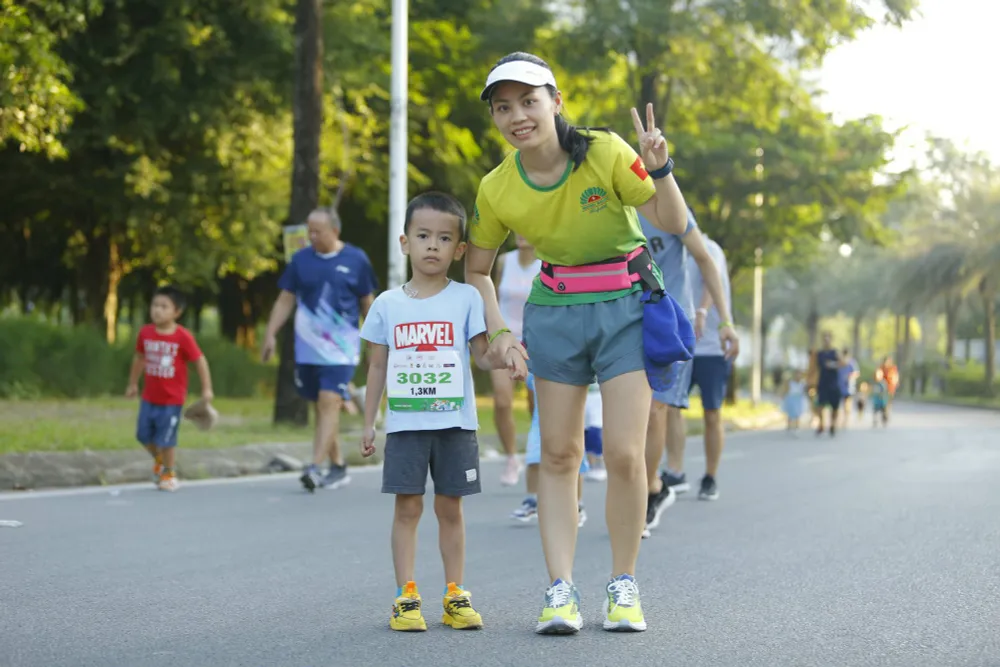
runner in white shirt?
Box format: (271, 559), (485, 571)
(583, 383), (606, 481)
(493, 235), (541, 486)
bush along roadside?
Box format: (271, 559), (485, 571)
(0, 318), (274, 399)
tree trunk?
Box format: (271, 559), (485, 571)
(236, 280), (257, 349)
(69, 277), (82, 325)
(893, 313), (903, 368)
(902, 303), (912, 368)
(190, 289), (204, 334)
(103, 240), (122, 344)
(17, 285), (30, 314)
(218, 275), (242, 342)
(50, 298), (63, 325)
(852, 313), (863, 362)
(981, 277), (996, 397)
(944, 292), (959, 368)
(867, 313), (877, 362)
(273, 0), (323, 426)
(639, 72), (658, 113)
(81, 237), (110, 331)
(127, 290), (138, 331)
(760, 315), (771, 389)
(805, 306), (820, 349)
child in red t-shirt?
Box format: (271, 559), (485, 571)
(126, 286), (214, 491)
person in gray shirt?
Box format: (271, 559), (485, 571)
(639, 209), (739, 538)
(680, 234), (737, 501)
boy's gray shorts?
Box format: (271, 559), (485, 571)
(523, 291), (645, 386)
(381, 428), (481, 497)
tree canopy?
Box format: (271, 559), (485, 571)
(2, 0), (921, 342)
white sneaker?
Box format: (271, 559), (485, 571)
(157, 475), (180, 492)
(499, 456), (522, 486)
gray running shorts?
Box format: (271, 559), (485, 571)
(381, 428), (481, 497)
(523, 291), (645, 386)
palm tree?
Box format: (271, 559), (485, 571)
(963, 183), (1000, 395)
(889, 241), (969, 367)
(890, 171), (1000, 395)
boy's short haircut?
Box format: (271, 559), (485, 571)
(154, 285), (186, 312)
(404, 191), (467, 239)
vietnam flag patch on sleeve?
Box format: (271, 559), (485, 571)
(630, 156), (649, 180)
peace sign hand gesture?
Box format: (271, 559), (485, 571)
(631, 103), (669, 172)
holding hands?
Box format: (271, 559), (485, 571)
(488, 331), (528, 381)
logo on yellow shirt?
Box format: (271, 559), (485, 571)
(580, 187), (608, 213)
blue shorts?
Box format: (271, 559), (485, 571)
(584, 427), (603, 456)
(294, 364), (354, 402)
(690, 355), (731, 411)
(136, 400), (183, 448)
(816, 387), (842, 409)
(523, 292), (644, 386)
(652, 359), (694, 409)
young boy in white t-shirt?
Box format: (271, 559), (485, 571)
(360, 192), (527, 632)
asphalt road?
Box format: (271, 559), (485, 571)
(2, 401), (999, 667)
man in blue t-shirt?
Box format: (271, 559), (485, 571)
(639, 209), (739, 537)
(262, 208), (379, 492)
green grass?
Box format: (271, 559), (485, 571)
(0, 396), (533, 455)
(0, 395), (778, 455)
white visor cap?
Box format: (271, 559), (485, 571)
(480, 60), (558, 102)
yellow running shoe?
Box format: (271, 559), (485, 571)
(442, 582), (483, 629)
(390, 581), (427, 632)
(603, 574), (646, 631)
(535, 579), (583, 634)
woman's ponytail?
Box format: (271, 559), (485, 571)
(553, 111), (609, 172)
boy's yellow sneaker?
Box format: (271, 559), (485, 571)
(390, 581), (427, 632)
(152, 455), (164, 483)
(442, 582), (483, 630)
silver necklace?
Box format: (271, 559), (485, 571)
(403, 279), (450, 299)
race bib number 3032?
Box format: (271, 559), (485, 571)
(386, 350), (465, 412)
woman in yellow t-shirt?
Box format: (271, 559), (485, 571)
(465, 51), (690, 635)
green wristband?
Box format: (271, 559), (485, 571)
(718, 321), (734, 330)
(488, 328), (511, 344)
